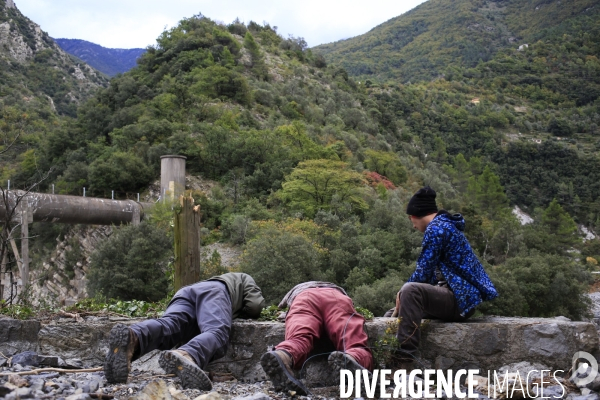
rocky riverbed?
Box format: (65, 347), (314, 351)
(0, 350), (597, 400)
(0, 313), (598, 399)
(0, 359), (341, 400)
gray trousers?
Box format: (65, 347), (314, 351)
(396, 282), (473, 354)
(130, 281), (232, 369)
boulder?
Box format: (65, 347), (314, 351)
(38, 317), (143, 367)
(497, 361), (551, 382)
(132, 349), (165, 375)
(0, 318), (40, 356)
(194, 393), (227, 400)
(129, 379), (172, 400)
(10, 350), (39, 367)
(420, 316), (597, 371)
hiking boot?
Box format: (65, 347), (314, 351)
(392, 348), (424, 378)
(328, 351), (367, 373)
(104, 324), (139, 383)
(159, 350), (212, 391)
(393, 347), (421, 363)
(260, 350), (309, 395)
(329, 352), (375, 393)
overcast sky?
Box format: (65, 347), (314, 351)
(15, 0), (427, 49)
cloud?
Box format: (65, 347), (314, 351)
(16, 0), (426, 48)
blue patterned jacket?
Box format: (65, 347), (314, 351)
(408, 211), (498, 315)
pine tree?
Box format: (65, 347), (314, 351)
(467, 165), (509, 218)
(541, 198), (579, 249)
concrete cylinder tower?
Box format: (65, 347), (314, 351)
(160, 155), (187, 202)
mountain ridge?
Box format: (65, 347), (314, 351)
(0, 0), (107, 116)
(55, 38), (146, 77)
(314, 0), (600, 83)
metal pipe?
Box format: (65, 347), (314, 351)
(0, 191), (152, 225)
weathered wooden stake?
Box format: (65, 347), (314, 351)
(0, 240), (6, 300)
(173, 194), (201, 291)
(21, 203), (30, 287)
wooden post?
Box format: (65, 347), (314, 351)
(0, 238), (6, 300)
(173, 194), (202, 291)
(21, 203), (30, 287)
(16, 201), (32, 289)
(9, 238), (22, 277)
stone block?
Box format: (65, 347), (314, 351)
(421, 316), (597, 372)
(38, 317), (144, 367)
(11, 350), (39, 367)
(132, 349), (165, 375)
(0, 318), (40, 356)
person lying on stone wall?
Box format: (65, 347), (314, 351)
(386, 186), (498, 369)
(260, 281), (374, 395)
(104, 272), (265, 390)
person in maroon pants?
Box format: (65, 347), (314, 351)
(260, 282), (373, 395)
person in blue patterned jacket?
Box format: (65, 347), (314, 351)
(391, 186), (498, 365)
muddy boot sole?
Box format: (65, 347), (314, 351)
(328, 351), (365, 372)
(260, 352), (309, 395)
(104, 324), (131, 383)
(159, 351), (212, 391)
(329, 351), (374, 392)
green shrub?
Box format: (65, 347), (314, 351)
(240, 228), (330, 304)
(350, 270), (405, 317)
(88, 151), (152, 195)
(87, 221), (173, 301)
(479, 254), (591, 320)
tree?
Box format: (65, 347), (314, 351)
(244, 32), (268, 79)
(240, 228), (329, 304)
(444, 153), (472, 193)
(541, 199), (579, 249)
(548, 118), (574, 136)
(0, 109), (53, 305)
(467, 165), (509, 218)
(280, 159), (368, 217)
(500, 254), (589, 319)
(87, 221), (172, 301)
(88, 151), (152, 195)
(363, 149), (407, 185)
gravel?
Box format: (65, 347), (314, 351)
(0, 362), (343, 400)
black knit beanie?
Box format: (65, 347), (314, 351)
(406, 186), (438, 217)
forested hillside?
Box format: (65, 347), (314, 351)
(314, 0), (600, 83)
(1, 3), (595, 320)
(0, 0), (107, 191)
(55, 39), (146, 77)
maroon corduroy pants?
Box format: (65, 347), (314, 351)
(276, 288), (373, 371)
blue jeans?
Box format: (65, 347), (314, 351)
(130, 280), (232, 368)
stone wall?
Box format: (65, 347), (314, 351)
(0, 315), (596, 385)
(25, 226), (113, 307)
